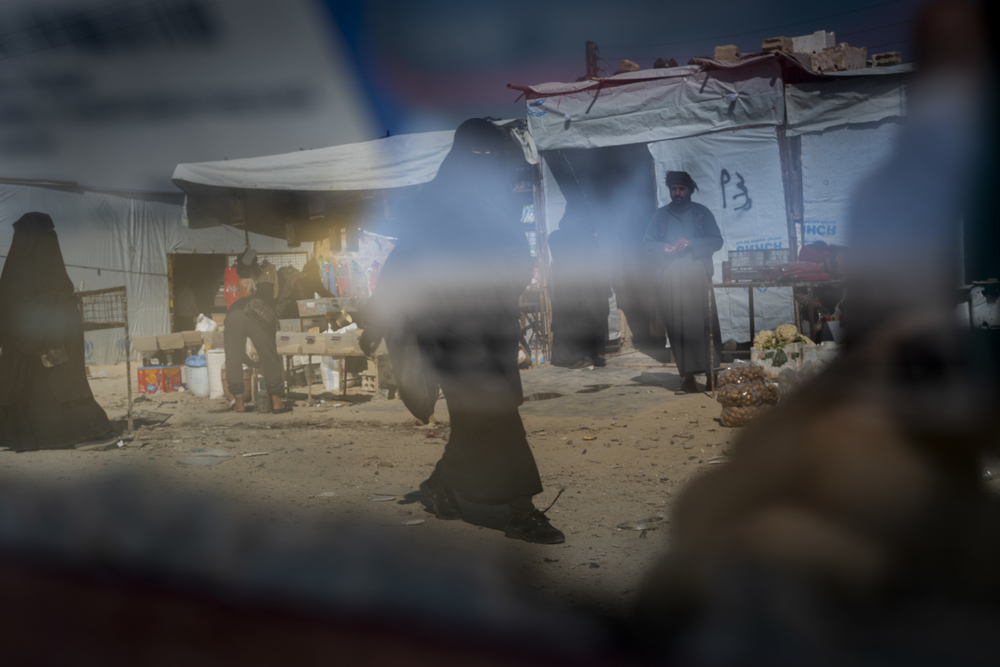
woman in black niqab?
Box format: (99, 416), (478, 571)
(363, 119), (564, 544)
(0, 212), (113, 450)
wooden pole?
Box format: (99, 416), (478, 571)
(585, 41), (599, 79)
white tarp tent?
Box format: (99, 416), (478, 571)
(519, 56), (913, 344)
(523, 57), (794, 343)
(787, 69), (910, 247)
(0, 183), (301, 365)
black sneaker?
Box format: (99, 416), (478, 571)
(419, 478), (462, 521)
(505, 510), (565, 544)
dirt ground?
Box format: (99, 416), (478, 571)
(0, 349), (734, 618)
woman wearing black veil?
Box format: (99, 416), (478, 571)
(362, 119), (564, 544)
(0, 213), (114, 451)
(548, 202), (610, 368)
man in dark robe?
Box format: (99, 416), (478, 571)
(642, 171), (723, 394)
(548, 203), (610, 368)
(0, 212), (114, 451)
(361, 118), (564, 544)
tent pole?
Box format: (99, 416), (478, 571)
(124, 287), (134, 433)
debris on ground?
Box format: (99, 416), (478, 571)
(176, 449), (235, 466)
(617, 514), (669, 531)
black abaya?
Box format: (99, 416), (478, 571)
(0, 213), (113, 451)
(548, 214), (610, 366)
(366, 119), (542, 504)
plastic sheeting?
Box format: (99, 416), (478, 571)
(786, 74), (909, 136)
(647, 127), (793, 343)
(523, 59), (784, 151)
(173, 130), (457, 193)
(800, 120), (904, 247)
(0, 184), (302, 365)
(172, 120), (538, 194)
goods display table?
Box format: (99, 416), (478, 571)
(275, 329), (387, 402)
(707, 280), (845, 393)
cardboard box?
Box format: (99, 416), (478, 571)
(276, 333), (302, 355)
(132, 335), (159, 353)
(297, 298), (337, 317)
(296, 297), (363, 317)
(300, 333), (326, 356)
(157, 333), (186, 350)
(201, 331), (225, 349)
(324, 331), (362, 356)
(181, 330), (203, 346)
(137, 366), (182, 394)
(279, 317), (327, 332)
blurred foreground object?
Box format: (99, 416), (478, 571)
(634, 2), (1000, 663)
(0, 474), (604, 664)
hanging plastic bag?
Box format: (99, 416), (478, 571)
(195, 313), (218, 333)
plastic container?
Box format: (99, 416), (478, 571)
(185, 355), (210, 398)
(206, 349), (226, 399)
(320, 356), (342, 391)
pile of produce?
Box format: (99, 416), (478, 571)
(717, 361), (778, 427)
(753, 324), (816, 350)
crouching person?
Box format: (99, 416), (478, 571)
(223, 281), (288, 413)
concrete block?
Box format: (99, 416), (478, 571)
(762, 36), (793, 54)
(873, 51), (902, 67)
(714, 44), (740, 61)
(792, 30), (836, 54)
(812, 43), (867, 73)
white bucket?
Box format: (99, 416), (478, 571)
(206, 349), (226, 399)
(186, 365), (210, 398)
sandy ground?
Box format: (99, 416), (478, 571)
(0, 349), (734, 618)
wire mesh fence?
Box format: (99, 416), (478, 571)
(77, 286), (127, 331)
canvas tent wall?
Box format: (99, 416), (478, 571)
(0, 182), (303, 365)
(513, 55), (913, 344)
(785, 66), (910, 248)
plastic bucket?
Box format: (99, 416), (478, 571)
(206, 349), (226, 399)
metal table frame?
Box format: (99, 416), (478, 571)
(78, 286), (133, 432)
(706, 280), (845, 395)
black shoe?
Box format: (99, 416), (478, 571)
(592, 356), (607, 367)
(505, 509), (565, 544)
(567, 357), (594, 370)
(419, 478), (462, 521)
